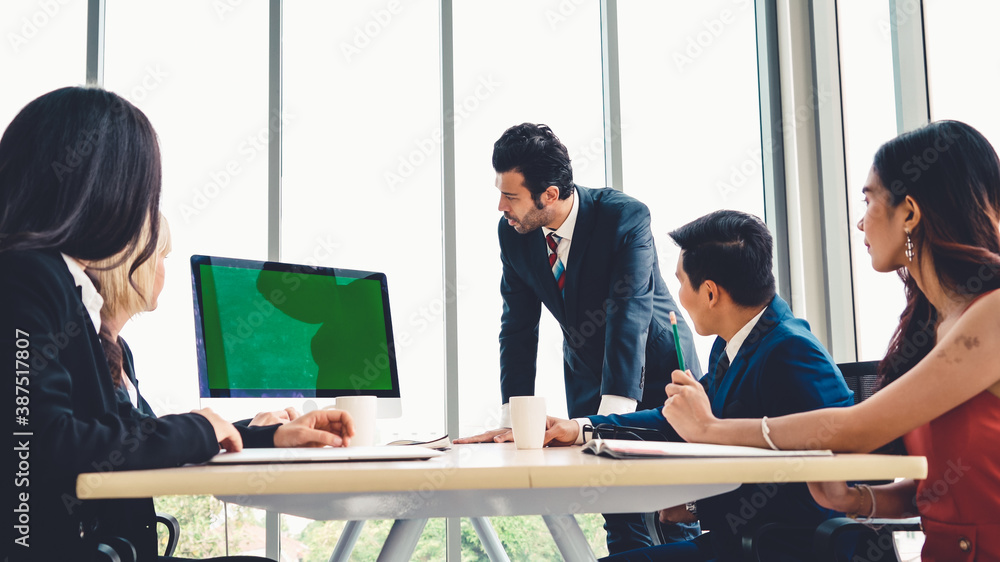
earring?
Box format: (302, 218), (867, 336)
(905, 229), (914, 262)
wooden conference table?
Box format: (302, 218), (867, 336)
(77, 443), (927, 561)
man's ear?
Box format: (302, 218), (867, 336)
(903, 195), (922, 231)
(703, 280), (719, 308)
(543, 185), (560, 204)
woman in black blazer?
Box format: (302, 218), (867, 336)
(0, 87), (353, 562)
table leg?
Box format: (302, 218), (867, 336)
(542, 514), (598, 562)
(265, 510), (280, 560)
(469, 517), (510, 562)
(376, 518), (429, 562)
(328, 520), (366, 562)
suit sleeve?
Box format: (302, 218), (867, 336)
(600, 203), (656, 402)
(586, 408), (681, 442)
(2, 259), (219, 479)
(236, 423), (280, 448)
(498, 223), (542, 404)
(759, 336), (854, 416)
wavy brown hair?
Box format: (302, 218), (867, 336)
(873, 121), (1000, 388)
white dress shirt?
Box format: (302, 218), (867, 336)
(62, 254), (139, 406)
(61, 253), (104, 334)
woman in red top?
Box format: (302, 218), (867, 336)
(661, 120), (1000, 561)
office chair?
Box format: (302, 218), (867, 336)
(95, 512), (181, 561)
(740, 361), (921, 562)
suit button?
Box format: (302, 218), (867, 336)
(958, 538), (971, 552)
(79, 522), (86, 538)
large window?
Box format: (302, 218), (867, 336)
(453, 0), (607, 431)
(105, 0), (271, 416)
(0, 0), (86, 130)
(924, 0), (1000, 147)
(837, 0), (905, 361)
(282, 0), (445, 441)
(618, 0), (766, 371)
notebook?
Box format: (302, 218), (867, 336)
(208, 446), (444, 464)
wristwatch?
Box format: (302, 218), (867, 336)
(685, 501), (698, 517)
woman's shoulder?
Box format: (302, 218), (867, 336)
(966, 288), (1000, 315)
(0, 250), (78, 311)
(0, 249), (70, 275)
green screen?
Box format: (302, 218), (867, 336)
(198, 264), (392, 394)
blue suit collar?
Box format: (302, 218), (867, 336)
(709, 294), (789, 414)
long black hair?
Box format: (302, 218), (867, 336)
(874, 120), (1000, 388)
(0, 86), (161, 278)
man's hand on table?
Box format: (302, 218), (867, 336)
(454, 428), (513, 444)
(543, 417), (580, 446)
(455, 417), (580, 447)
(273, 409), (356, 448)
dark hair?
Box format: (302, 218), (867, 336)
(669, 210), (776, 308)
(492, 123), (575, 203)
(873, 120), (1000, 387)
(0, 86), (162, 280)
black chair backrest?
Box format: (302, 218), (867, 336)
(837, 361), (880, 405)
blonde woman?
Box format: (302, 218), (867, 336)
(93, 214), (298, 425)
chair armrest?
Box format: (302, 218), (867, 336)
(96, 536), (137, 562)
(813, 516), (921, 562)
(156, 512), (181, 557)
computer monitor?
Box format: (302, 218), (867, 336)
(190, 255), (402, 418)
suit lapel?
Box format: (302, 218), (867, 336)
(710, 296), (784, 414)
(563, 186), (593, 326)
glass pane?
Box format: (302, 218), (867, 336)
(282, 0), (444, 442)
(0, 0), (87, 129)
(454, 0), (607, 433)
(924, 0), (1000, 147)
(618, 0), (765, 371)
(105, 0), (269, 413)
(838, 0), (905, 361)
(104, 2), (271, 557)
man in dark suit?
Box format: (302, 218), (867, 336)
(456, 123), (702, 553)
(544, 210), (855, 561)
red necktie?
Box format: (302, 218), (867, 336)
(546, 232), (565, 293)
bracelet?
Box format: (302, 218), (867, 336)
(846, 486), (865, 519)
(761, 416), (780, 451)
(855, 484), (877, 522)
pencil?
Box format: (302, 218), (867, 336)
(670, 311), (686, 372)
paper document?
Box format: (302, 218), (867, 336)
(582, 438), (833, 459)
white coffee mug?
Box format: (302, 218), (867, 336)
(509, 396), (546, 450)
(330, 395), (377, 447)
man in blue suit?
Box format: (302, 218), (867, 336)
(457, 123), (702, 553)
(545, 210), (855, 561)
